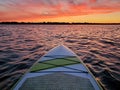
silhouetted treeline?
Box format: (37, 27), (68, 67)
(0, 22), (72, 25)
(0, 22), (120, 25)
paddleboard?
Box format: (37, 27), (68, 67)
(12, 45), (103, 90)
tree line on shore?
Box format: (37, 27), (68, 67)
(0, 22), (119, 25)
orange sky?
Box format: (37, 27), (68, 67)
(0, 0), (120, 23)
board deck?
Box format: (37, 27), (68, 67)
(13, 45), (103, 90)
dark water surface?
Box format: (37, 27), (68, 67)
(0, 25), (120, 90)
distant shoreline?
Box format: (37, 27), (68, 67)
(0, 22), (120, 25)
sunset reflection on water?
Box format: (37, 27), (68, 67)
(0, 25), (120, 90)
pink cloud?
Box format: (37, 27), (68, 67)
(0, 0), (120, 22)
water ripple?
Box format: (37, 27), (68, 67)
(0, 25), (120, 90)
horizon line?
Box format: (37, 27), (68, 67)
(0, 21), (120, 25)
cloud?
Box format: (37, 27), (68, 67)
(0, 0), (120, 21)
(89, 0), (97, 3)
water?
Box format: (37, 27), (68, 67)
(0, 25), (120, 90)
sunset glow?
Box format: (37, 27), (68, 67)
(0, 0), (120, 23)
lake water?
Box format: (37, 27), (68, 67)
(0, 25), (120, 90)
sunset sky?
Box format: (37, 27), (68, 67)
(0, 0), (120, 23)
